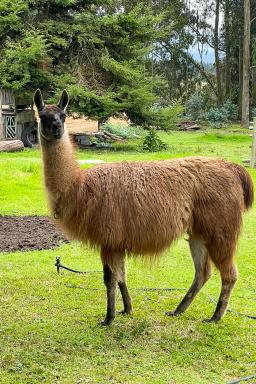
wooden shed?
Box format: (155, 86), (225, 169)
(0, 89), (37, 145)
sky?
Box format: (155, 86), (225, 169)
(189, 46), (215, 64)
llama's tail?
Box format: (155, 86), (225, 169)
(228, 162), (254, 210)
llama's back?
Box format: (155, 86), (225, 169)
(66, 156), (251, 256)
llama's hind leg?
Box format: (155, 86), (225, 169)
(166, 237), (211, 317)
(118, 256), (133, 315)
(204, 259), (237, 322)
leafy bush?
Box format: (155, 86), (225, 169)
(186, 93), (204, 121)
(222, 101), (238, 121)
(252, 107), (256, 118)
(204, 102), (237, 128)
(142, 129), (167, 152)
(102, 122), (145, 139)
(204, 107), (228, 128)
(144, 101), (184, 130)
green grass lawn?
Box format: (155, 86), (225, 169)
(1, 128), (256, 383)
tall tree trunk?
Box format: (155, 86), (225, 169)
(238, 35), (244, 119)
(252, 68), (256, 108)
(225, 0), (231, 99)
(241, 0), (250, 127)
(214, 0), (223, 105)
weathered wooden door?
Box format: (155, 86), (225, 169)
(5, 116), (16, 139)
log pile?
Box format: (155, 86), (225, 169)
(70, 131), (125, 149)
(0, 140), (24, 152)
(176, 121), (201, 131)
(95, 131), (125, 142)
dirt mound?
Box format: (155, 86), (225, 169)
(0, 216), (69, 252)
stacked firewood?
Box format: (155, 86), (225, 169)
(93, 131), (125, 142)
(176, 121), (201, 131)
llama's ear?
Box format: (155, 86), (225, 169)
(34, 89), (45, 111)
(58, 90), (69, 112)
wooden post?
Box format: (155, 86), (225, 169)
(250, 117), (256, 168)
(0, 96), (3, 140)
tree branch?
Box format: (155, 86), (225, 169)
(189, 24), (225, 53)
(161, 42), (217, 96)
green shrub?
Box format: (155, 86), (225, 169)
(142, 129), (167, 152)
(204, 107), (228, 128)
(204, 102), (237, 128)
(102, 122), (145, 139)
(143, 101), (184, 131)
(222, 101), (238, 121)
(186, 93), (204, 121)
(252, 107), (256, 118)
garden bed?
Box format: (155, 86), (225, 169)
(0, 215), (68, 252)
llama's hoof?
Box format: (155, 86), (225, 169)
(100, 317), (114, 326)
(165, 310), (179, 317)
(202, 317), (220, 323)
(119, 309), (133, 316)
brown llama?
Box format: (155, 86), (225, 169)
(34, 89), (254, 326)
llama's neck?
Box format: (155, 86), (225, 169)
(40, 129), (80, 199)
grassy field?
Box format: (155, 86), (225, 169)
(1, 127), (256, 383)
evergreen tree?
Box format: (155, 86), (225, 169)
(0, 1), (169, 125)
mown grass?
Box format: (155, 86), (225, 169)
(0, 127), (256, 383)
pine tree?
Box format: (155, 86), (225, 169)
(0, 1), (167, 125)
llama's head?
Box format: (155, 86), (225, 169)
(34, 89), (69, 141)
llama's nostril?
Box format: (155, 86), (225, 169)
(52, 118), (61, 126)
(53, 126), (63, 138)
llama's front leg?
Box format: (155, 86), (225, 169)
(118, 255), (133, 315)
(101, 264), (117, 326)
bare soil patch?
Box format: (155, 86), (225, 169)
(0, 216), (68, 252)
